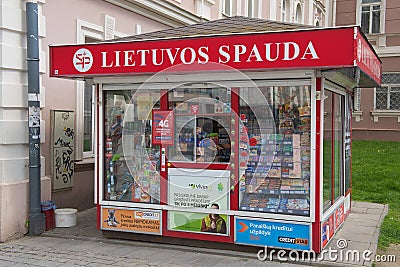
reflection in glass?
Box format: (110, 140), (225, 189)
(239, 86), (311, 216)
(323, 90), (333, 211)
(104, 90), (161, 204)
(168, 87), (231, 163)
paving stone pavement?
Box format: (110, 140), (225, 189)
(0, 236), (297, 267)
(0, 201), (390, 267)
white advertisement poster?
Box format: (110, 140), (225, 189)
(168, 169), (229, 210)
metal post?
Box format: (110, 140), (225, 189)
(27, 1), (45, 235)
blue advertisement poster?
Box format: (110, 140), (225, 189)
(235, 218), (310, 250)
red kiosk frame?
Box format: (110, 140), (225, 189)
(49, 18), (381, 253)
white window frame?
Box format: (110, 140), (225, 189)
(281, 0), (290, 22)
(357, 0), (385, 35)
(281, 0), (286, 22)
(76, 19), (128, 160)
(246, 0), (254, 18)
(361, 0), (381, 34)
(222, 0), (232, 16)
(294, 1), (303, 24)
(245, 0), (261, 18)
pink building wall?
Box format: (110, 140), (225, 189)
(336, 0), (400, 141)
(42, 0), (171, 210)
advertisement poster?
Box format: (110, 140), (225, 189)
(321, 221), (329, 248)
(168, 211), (229, 235)
(328, 215), (334, 239)
(235, 218), (310, 250)
(334, 204), (345, 231)
(152, 110), (174, 145)
(168, 172), (229, 209)
(321, 214), (335, 249)
(137, 94), (153, 120)
(101, 207), (161, 235)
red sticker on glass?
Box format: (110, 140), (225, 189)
(249, 137), (258, 146)
(240, 151), (248, 157)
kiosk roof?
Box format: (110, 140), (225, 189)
(115, 16), (314, 42)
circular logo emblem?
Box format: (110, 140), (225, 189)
(73, 48), (93, 73)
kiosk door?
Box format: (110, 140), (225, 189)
(165, 86), (233, 237)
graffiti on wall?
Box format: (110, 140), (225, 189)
(51, 110), (75, 190)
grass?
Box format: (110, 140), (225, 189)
(352, 140), (400, 248)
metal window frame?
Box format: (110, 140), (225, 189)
(374, 83), (400, 111)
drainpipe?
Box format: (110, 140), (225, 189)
(26, 1), (45, 235)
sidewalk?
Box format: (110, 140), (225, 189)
(38, 201), (389, 266)
(0, 201), (388, 266)
(320, 201), (389, 266)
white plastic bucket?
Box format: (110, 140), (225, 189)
(55, 208), (78, 227)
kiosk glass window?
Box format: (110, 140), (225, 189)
(238, 85), (311, 216)
(104, 90), (161, 204)
(333, 93), (344, 200)
(168, 87), (231, 163)
(323, 89), (344, 211)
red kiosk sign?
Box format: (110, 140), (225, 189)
(50, 27), (381, 85)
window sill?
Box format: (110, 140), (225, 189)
(75, 157), (95, 172)
(371, 110), (400, 122)
(352, 111), (363, 122)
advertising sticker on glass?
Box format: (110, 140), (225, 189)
(235, 218), (310, 250)
(101, 207), (161, 235)
(168, 209), (228, 235)
(168, 172), (229, 209)
(152, 110), (174, 146)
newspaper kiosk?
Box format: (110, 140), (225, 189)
(49, 17), (381, 252)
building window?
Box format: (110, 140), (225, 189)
(354, 88), (361, 111)
(81, 37), (99, 157)
(76, 20), (130, 160)
(361, 0), (381, 34)
(314, 2), (324, 27)
(294, 3), (303, 24)
(247, 0), (254, 17)
(83, 81), (95, 153)
(375, 73), (400, 111)
(282, 0), (289, 22)
(222, 0), (232, 16)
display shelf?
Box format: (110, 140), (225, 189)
(239, 99), (311, 216)
(104, 97), (161, 204)
(240, 206), (310, 216)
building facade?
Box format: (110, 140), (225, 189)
(0, 0), (201, 242)
(0, 0), (329, 242)
(335, 0), (400, 141)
